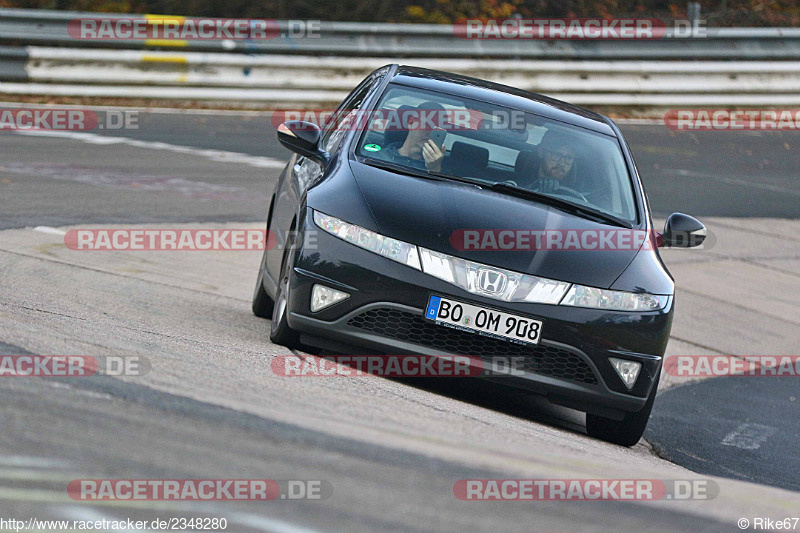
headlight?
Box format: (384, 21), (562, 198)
(560, 285), (668, 311)
(313, 211), (421, 270)
(418, 247), (571, 304)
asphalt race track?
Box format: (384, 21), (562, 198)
(0, 106), (799, 531)
(648, 377), (799, 493)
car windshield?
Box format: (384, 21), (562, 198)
(355, 84), (638, 224)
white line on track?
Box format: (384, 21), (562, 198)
(226, 512), (326, 533)
(11, 130), (288, 170)
(0, 455), (71, 469)
(660, 168), (800, 196)
(721, 423), (778, 450)
(33, 226), (67, 236)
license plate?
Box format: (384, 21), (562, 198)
(424, 295), (542, 345)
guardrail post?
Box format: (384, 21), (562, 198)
(688, 2), (702, 25)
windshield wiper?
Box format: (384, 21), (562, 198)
(360, 158), (484, 189)
(488, 183), (632, 228)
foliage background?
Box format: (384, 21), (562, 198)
(0, 0), (798, 26)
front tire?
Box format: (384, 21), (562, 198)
(269, 246), (300, 348)
(252, 249), (274, 318)
(586, 372), (659, 447)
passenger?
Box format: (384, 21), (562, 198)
(383, 101), (446, 172)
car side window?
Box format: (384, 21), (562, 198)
(321, 74), (381, 153)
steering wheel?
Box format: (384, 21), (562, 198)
(554, 185), (588, 203)
(499, 180), (518, 187)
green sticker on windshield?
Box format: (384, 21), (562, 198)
(364, 144), (382, 152)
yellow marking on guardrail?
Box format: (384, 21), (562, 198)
(145, 14), (186, 23)
(145, 14), (188, 47)
(141, 54), (188, 63)
(145, 39), (189, 47)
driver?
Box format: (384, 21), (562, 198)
(535, 132), (577, 193)
(383, 101), (446, 172)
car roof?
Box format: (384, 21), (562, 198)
(390, 65), (616, 136)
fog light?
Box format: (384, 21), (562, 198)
(310, 284), (349, 312)
(609, 358), (642, 390)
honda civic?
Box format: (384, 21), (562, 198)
(253, 65), (706, 446)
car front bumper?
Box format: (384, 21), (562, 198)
(282, 210), (672, 419)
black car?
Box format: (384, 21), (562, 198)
(253, 65), (706, 446)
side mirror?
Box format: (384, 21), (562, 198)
(662, 213), (706, 248)
(277, 121), (329, 166)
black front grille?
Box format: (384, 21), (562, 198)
(347, 308), (598, 384)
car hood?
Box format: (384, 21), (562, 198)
(348, 159), (642, 289)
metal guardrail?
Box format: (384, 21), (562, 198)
(4, 46), (800, 106)
(4, 8), (800, 59)
(2, 8), (800, 106)
(16, 48), (800, 94)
